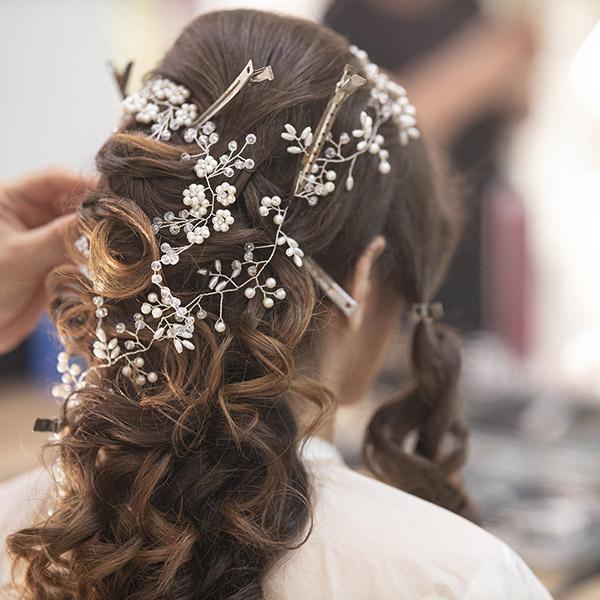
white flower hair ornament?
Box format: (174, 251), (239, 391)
(39, 49), (421, 410)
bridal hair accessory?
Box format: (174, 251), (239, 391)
(47, 48), (420, 401)
(349, 45), (420, 148)
(289, 49), (420, 206)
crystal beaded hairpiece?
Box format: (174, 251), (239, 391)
(287, 46), (420, 206)
(49, 47), (420, 400)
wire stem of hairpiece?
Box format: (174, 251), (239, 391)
(191, 60), (274, 128)
(293, 65), (366, 197)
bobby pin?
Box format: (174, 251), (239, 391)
(192, 60), (274, 127)
(303, 256), (358, 317)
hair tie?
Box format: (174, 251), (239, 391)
(411, 302), (444, 321)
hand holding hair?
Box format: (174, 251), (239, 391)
(0, 168), (94, 353)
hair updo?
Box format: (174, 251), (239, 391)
(8, 9), (477, 599)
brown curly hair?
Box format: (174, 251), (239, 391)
(7, 9), (477, 599)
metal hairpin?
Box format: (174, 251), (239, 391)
(193, 60), (274, 127)
(33, 417), (60, 433)
(294, 65), (366, 197)
(109, 60), (134, 99)
(304, 257), (358, 317)
(290, 65), (366, 315)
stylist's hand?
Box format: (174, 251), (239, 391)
(0, 169), (93, 354)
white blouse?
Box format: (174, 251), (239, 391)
(0, 438), (552, 599)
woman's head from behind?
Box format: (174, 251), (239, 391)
(8, 9), (474, 599)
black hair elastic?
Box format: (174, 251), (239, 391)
(411, 302), (444, 321)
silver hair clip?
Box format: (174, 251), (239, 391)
(412, 302), (444, 321)
(193, 60), (274, 127)
(303, 257), (358, 317)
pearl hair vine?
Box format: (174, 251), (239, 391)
(281, 47), (420, 309)
(47, 47), (420, 402)
(287, 46), (420, 207)
(52, 60), (283, 398)
(349, 45), (420, 147)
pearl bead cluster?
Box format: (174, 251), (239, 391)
(50, 296), (162, 398)
(122, 77), (199, 141)
(149, 122), (259, 265)
(51, 352), (82, 400)
(349, 46), (420, 148)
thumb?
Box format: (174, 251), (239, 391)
(21, 212), (77, 275)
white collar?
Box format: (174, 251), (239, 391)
(300, 436), (345, 465)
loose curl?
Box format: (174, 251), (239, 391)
(9, 9), (476, 599)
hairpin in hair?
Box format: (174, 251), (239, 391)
(412, 302), (445, 321)
(303, 257), (358, 316)
(192, 60), (274, 127)
(47, 49), (420, 401)
(122, 60), (273, 141)
(33, 417), (60, 434)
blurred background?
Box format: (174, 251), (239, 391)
(1, 0), (600, 597)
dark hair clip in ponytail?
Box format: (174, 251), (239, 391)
(411, 302), (444, 321)
(33, 417), (60, 433)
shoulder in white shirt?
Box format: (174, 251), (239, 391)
(0, 440), (551, 599)
(264, 437), (552, 600)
